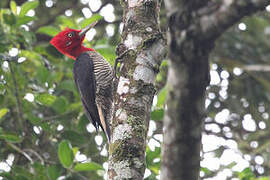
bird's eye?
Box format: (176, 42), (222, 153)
(67, 32), (73, 37)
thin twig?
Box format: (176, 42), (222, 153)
(68, 168), (89, 180)
(41, 111), (74, 122)
(24, 149), (45, 165)
(7, 142), (33, 164)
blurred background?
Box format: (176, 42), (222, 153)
(0, 0), (269, 179)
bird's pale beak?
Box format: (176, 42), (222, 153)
(79, 21), (98, 38)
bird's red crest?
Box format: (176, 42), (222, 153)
(50, 28), (88, 60)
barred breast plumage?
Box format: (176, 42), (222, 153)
(73, 51), (113, 141)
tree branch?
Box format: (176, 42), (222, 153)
(7, 142), (33, 164)
(242, 64), (270, 72)
(165, 0), (208, 16)
(41, 111), (74, 122)
(200, 0), (270, 40)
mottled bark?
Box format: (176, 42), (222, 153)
(108, 1), (166, 180)
(162, 0), (270, 180)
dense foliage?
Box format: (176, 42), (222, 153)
(0, 0), (269, 180)
(0, 0), (117, 179)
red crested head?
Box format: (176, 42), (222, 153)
(50, 21), (97, 60)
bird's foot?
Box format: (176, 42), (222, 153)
(113, 44), (132, 79)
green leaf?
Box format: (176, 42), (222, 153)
(72, 147), (79, 156)
(57, 80), (76, 93)
(40, 122), (51, 132)
(16, 16), (36, 26)
(77, 115), (88, 132)
(3, 13), (16, 25)
(62, 131), (86, 145)
(57, 16), (77, 29)
(58, 140), (74, 168)
(151, 109), (164, 121)
(74, 162), (103, 172)
(226, 161), (237, 169)
(10, 1), (17, 15)
(52, 96), (68, 114)
(238, 168), (255, 180)
(20, 29), (36, 44)
(200, 167), (211, 175)
(0, 172), (13, 179)
(47, 165), (61, 180)
(80, 14), (103, 29)
(15, 176), (28, 180)
(27, 114), (41, 125)
(0, 108), (9, 119)
(157, 86), (167, 108)
(148, 162), (160, 175)
(20, 50), (42, 65)
(37, 26), (60, 37)
(0, 133), (23, 143)
(145, 173), (156, 180)
(13, 166), (33, 179)
(146, 146), (161, 164)
(69, 102), (82, 111)
(32, 162), (47, 179)
(257, 177), (270, 180)
(36, 93), (56, 106)
(36, 66), (49, 83)
(0, 95), (4, 105)
(19, 1), (39, 17)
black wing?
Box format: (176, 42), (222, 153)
(73, 53), (101, 132)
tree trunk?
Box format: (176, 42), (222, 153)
(162, 9), (211, 180)
(162, 0), (270, 180)
(108, 1), (166, 179)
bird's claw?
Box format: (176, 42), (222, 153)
(113, 49), (131, 79)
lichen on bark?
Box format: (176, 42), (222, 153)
(108, 0), (166, 179)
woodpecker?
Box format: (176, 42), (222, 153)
(50, 21), (113, 141)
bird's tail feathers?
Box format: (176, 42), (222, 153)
(97, 105), (111, 142)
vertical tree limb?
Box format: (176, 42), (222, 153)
(108, 1), (166, 179)
(162, 0), (270, 179)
